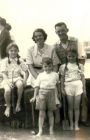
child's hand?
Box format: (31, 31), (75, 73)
(30, 97), (36, 103)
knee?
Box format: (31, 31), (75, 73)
(48, 111), (53, 118)
(16, 81), (23, 89)
(74, 105), (79, 111)
(39, 111), (45, 118)
(4, 87), (11, 96)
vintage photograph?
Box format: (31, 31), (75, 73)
(0, 0), (90, 140)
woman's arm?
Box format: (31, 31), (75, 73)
(28, 64), (38, 79)
(23, 70), (29, 86)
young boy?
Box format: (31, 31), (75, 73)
(30, 57), (60, 136)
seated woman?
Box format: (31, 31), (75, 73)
(26, 28), (54, 87)
(26, 28), (61, 123)
(1, 42), (29, 117)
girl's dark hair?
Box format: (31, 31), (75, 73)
(65, 50), (80, 71)
(7, 42), (21, 65)
(8, 54), (20, 65)
(32, 28), (47, 42)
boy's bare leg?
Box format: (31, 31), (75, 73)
(36, 110), (45, 136)
(48, 111), (54, 135)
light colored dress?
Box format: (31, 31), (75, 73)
(26, 43), (54, 87)
(1, 57), (28, 84)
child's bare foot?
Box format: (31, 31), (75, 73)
(15, 104), (21, 112)
(75, 125), (80, 131)
(50, 130), (54, 135)
(50, 128), (54, 135)
(4, 107), (10, 117)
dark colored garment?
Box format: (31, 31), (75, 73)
(0, 29), (11, 58)
(55, 39), (78, 64)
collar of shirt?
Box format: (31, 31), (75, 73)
(34, 43), (47, 57)
(9, 57), (18, 63)
(56, 36), (77, 45)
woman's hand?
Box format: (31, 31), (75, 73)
(30, 97), (36, 103)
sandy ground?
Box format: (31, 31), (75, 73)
(0, 124), (90, 140)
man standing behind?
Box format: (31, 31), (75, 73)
(52, 22), (87, 125)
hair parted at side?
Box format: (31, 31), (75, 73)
(42, 57), (53, 65)
(32, 28), (47, 42)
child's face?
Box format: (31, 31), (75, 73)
(8, 46), (18, 59)
(67, 53), (77, 63)
(43, 63), (53, 73)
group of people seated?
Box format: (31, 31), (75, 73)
(0, 17), (88, 136)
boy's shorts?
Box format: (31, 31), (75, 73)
(36, 89), (56, 111)
(65, 80), (83, 96)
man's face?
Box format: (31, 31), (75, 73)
(55, 25), (68, 43)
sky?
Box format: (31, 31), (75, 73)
(0, 0), (90, 57)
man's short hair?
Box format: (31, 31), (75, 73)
(55, 22), (67, 29)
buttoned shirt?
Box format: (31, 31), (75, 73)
(26, 43), (54, 87)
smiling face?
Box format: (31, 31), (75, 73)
(55, 24), (68, 43)
(34, 31), (45, 47)
(8, 46), (19, 59)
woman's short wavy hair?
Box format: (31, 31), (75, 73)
(32, 28), (47, 42)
